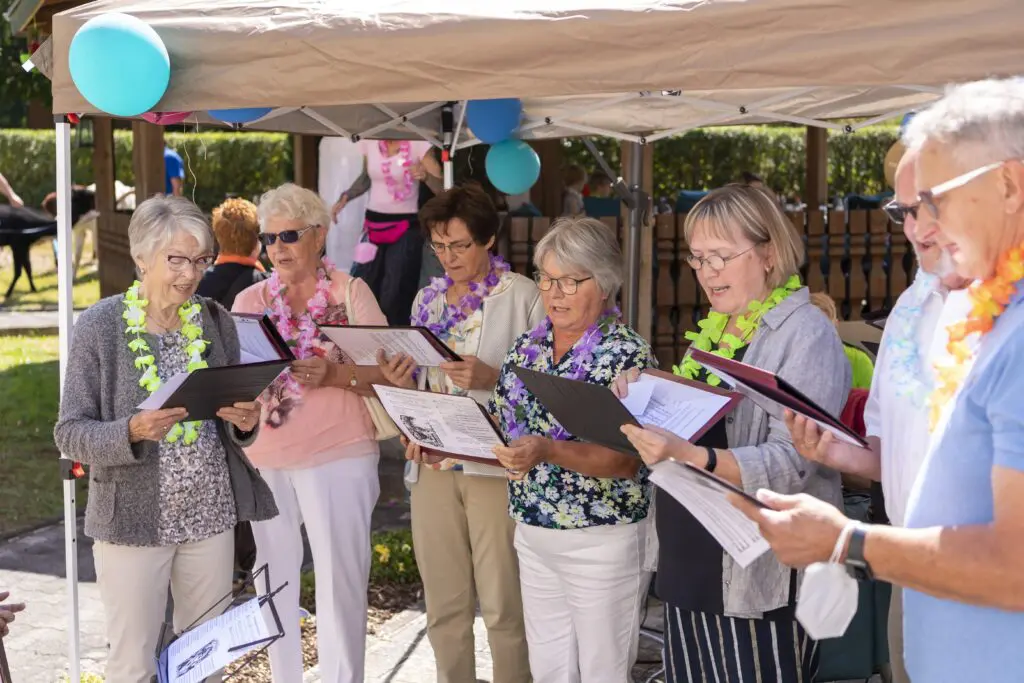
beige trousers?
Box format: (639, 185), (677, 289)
(93, 530), (234, 683)
(889, 584), (911, 683)
(410, 466), (531, 683)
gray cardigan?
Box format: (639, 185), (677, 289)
(54, 295), (278, 546)
(701, 287), (851, 617)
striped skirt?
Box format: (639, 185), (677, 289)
(663, 603), (819, 683)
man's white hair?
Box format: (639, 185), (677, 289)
(902, 78), (1024, 167)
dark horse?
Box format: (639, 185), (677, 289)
(0, 188), (95, 300)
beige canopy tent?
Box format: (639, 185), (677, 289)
(39, 0), (1024, 680)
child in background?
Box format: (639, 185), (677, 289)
(588, 171), (614, 198)
(561, 165), (586, 216)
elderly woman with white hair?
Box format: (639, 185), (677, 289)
(231, 183), (392, 683)
(487, 217), (657, 683)
(54, 195), (277, 683)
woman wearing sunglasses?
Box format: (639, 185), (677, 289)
(231, 183), (396, 683)
(377, 184), (542, 683)
(615, 185), (850, 682)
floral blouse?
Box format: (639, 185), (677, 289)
(488, 321), (656, 530)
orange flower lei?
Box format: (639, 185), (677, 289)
(928, 241), (1024, 429)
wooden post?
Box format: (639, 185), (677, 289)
(293, 134), (320, 191)
(92, 117), (120, 297)
(131, 120), (165, 203)
(805, 126), (828, 208)
(620, 140), (655, 341)
(529, 139), (565, 217)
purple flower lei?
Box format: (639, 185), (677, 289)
(501, 306), (622, 441)
(412, 253), (510, 342)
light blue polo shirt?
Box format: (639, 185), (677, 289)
(903, 287), (1024, 682)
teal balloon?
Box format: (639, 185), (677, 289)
(486, 140), (541, 195)
(69, 13), (170, 117)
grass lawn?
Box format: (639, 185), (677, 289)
(0, 237), (101, 312)
(0, 333), (85, 536)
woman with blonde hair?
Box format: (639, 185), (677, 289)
(232, 183), (395, 683)
(616, 184), (851, 681)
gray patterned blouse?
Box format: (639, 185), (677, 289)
(154, 330), (237, 546)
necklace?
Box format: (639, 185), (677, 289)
(266, 260), (333, 398)
(380, 141), (415, 202)
(412, 254), (510, 342)
(929, 242), (1024, 429)
(123, 281), (209, 445)
(883, 270), (940, 408)
(498, 307), (621, 441)
(674, 274), (801, 386)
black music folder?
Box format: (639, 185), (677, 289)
(137, 361), (288, 420)
(688, 348), (868, 447)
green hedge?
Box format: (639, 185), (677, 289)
(1, 124), (899, 214)
(0, 129), (292, 212)
(562, 124), (901, 200)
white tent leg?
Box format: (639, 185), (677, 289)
(441, 102), (455, 190)
(623, 141), (645, 329)
(55, 116), (81, 683)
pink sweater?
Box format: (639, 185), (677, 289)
(232, 272), (386, 470)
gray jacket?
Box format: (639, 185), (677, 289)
(54, 295), (278, 546)
(706, 287), (851, 617)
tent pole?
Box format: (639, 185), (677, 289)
(441, 101), (455, 190)
(624, 140), (644, 328)
(55, 115), (81, 683)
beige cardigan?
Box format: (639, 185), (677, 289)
(412, 271), (545, 476)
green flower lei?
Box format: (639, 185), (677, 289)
(123, 281), (209, 445)
(672, 274), (802, 386)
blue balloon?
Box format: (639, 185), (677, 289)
(466, 99), (523, 144)
(208, 108), (274, 125)
(899, 112), (917, 136)
(69, 13), (170, 117)
(486, 140), (541, 196)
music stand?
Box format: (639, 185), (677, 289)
(0, 637), (12, 683)
(153, 563), (287, 683)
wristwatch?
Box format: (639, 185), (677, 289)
(844, 523), (874, 581)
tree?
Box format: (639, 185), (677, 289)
(0, 0), (52, 127)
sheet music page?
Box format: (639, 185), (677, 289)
(321, 327), (449, 366)
(164, 597), (270, 683)
(232, 315), (285, 363)
(621, 374), (733, 441)
(705, 366), (862, 447)
(137, 372), (189, 410)
(372, 385), (502, 460)
(648, 460), (770, 568)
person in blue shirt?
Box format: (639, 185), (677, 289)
(164, 145), (185, 196)
(730, 77), (1024, 683)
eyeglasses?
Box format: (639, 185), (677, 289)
(166, 254), (215, 272)
(685, 246), (755, 272)
(882, 200), (918, 225)
(534, 273), (594, 295)
(429, 239), (475, 255)
(916, 161), (1007, 220)
(259, 225), (318, 247)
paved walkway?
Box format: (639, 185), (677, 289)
(0, 309), (79, 334)
(0, 450), (410, 682)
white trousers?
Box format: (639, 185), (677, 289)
(514, 520), (650, 683)
(94, 530), (234, 683)
(253, 452), (380, 683)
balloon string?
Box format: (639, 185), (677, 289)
(179, 116), (209, 207)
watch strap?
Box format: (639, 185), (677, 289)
(704, 446), (717, 473)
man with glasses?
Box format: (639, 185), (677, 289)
(732, 78), (1024, 683)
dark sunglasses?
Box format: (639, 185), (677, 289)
(882, 200), (918, 225)
(258, 225), (318, 247)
